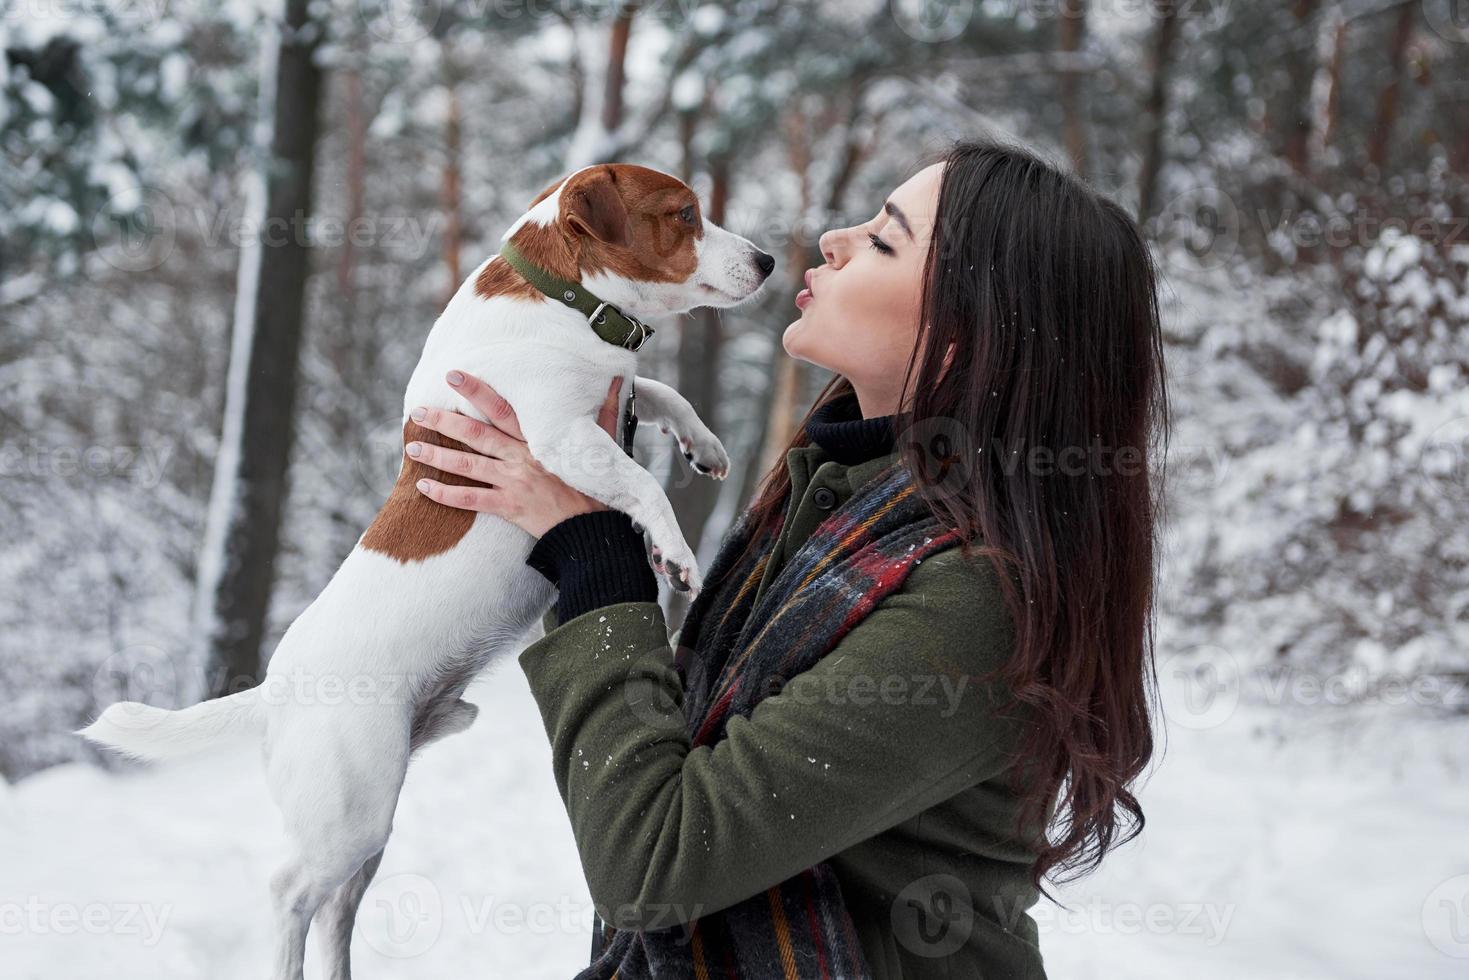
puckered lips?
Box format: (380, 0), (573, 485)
(795, 267), (816, 310)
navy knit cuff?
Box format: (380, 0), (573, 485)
(526, 510), (658, 624)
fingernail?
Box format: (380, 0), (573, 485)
(416, 479), (431, 493)
(447, 370), (464, 386)
(410, 407), (426, 422)
(406, 442), (422, 458)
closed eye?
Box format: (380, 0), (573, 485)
(868, 233), (894, 255)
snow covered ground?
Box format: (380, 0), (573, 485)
(1041, 683), (1469, 979)
(1, 657), (596, 980)
(3, 651), (1466, 979)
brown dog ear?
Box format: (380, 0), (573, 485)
(564, 167), (629, 246)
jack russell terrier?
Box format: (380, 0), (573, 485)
(79, 163), (775, 980)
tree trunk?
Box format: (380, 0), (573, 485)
(1314, 14), (1347, 160)
(750, 93), (878, 496)
(1456, 112), (1469, 175)
(677, 106), (697, 184)
(665, 154), (730, 629)
(756, 108), (815, 480)
(337, 64), (365, 299)
(602, 6), (635, 135)
(564, 3), (637, 168)
(1282, 0), (1322, 174)
(1367, 1), (1415, 172)
(1058, 0), (1088, 177)
(1136, 0), (1179, 222)
(192, 0), (324, 698)
(1453, 75), (1469, 175)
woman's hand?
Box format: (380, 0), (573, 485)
(409, 369), (624, 539)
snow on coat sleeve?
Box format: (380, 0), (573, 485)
(516, 548), (1025, 931)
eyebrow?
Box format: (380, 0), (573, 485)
(883, 201), (913, 240)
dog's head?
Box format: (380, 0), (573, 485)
(500, 164), (774, 317)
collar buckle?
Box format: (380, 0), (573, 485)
(589, 302), (651, 352)
(501, 242), (655, 352)
(623, 315), (651, 352)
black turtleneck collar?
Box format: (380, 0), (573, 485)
(804, 392), (897, 466)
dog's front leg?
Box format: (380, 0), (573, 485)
(630, 376), (729, 479)
(526, 416), (701, 593)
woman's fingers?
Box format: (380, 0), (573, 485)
(409, 405), (517, 459)
(414, 477), (501, 514)
(406, 440), (502, 485)
(596, 376), (624, 439)
(426, 371), (620, 444)
(446, 369), (524, 441)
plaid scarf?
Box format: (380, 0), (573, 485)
(578, 460), (963, 980)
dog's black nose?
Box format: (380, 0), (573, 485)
(754, 251), (776, 278)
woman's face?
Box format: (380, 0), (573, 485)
(783, 163), (944, 415)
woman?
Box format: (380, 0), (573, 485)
(408, 140), (1168, 978)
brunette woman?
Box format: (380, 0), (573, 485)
(409, 139), (1168, 979)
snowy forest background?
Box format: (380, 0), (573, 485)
(3, 0), (1469, 977)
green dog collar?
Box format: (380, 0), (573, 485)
(498, 241), (654, 352)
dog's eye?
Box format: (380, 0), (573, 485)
(677, 205), (696, 226)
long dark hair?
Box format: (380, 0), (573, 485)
(742, 139), (1169, 887)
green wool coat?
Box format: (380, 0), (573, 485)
(519, 444), (1049, 979)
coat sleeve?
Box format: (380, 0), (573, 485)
(516, 546), (1024, 931)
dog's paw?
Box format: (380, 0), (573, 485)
(648, 540), (702, 596)
(673, 428), (730, 481)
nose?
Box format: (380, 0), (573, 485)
(753, 250), (775, 279)
(818, 226), (850, 269)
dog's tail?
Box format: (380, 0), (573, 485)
(77, 688), (264, 763)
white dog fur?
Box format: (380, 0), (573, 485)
(79, 164), (771, 980)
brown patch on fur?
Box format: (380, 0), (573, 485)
(475, 258), (543, 302)
(473, 177), (579, 301)
(507, 217), (582, 283)
(484, 166), (705, 305)
(576, 165), (702, 285)
(361, 421), (489, 563)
